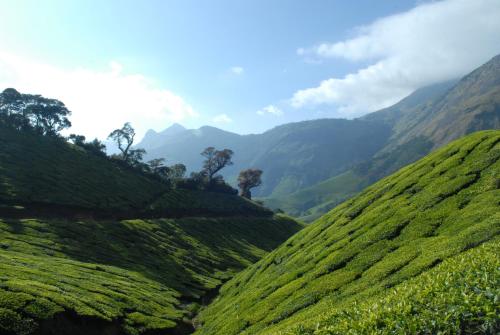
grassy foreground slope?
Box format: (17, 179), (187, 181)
(0, 215), (302, 334)
(196, 130), (500, 334)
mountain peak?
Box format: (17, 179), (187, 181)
(160, 123), (186, 135)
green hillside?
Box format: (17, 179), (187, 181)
(196, 130), (500, 334)
(0, 119), (303, 334)
(0, 123), (162, 211)
(0, 123), (270, 218)
(0, 215), (302, 334)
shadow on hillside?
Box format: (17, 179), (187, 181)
(1, 216), (300, 302)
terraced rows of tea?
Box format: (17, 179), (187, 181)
(0, 215), (302, 334)
(195, 130), (500, 334)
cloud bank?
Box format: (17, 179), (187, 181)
(0, 52), (198, 140)
(292, 0), (500, 117)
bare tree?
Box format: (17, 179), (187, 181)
(108, 122), (136, 161)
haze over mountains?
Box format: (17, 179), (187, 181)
(139, 54), (500, 220)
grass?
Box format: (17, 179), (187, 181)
(195, 130), (500, 334)
(0, 215), (303, 334)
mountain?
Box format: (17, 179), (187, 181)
(139, 119), (392, 197)
(265, 55), (500, 220)
(366, 54), (500, 151)
(195, 130), (500, 334)
(0, 123), (302, 334)
(138, 123), (187, 151)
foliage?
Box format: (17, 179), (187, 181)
(238, 169), (263, 199)
(195, 130), (500, 335)
(201, 147), (234, 182)
(0, 215), (302, 334)
(289, 239), (499, 335)
(0, 88), (71, 136)
(68, 134), (107, 157)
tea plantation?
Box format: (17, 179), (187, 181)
(195, 130), (500, 334)
(0, 215), (302, 334)
(0, 123), (269, 218)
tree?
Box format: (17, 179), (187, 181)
(0, 88), (72, 135)
(238, 169), (263, 199)
(127, 148), (146, 166)
(168, 164), (186, 180)
(108, 122), (136, 161)
(68, 134), (106, 156)
(147, 158), (166, 174)
(68, 134), (86, 146)
(25, 95), (72, 135)
(201, 147), (234, 182)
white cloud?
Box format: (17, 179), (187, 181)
(212, 113), (233, 124)
(230, 66), (244, 75)
(256, 105), (283, 116)
(0, 51), (198, 140)
(293, 0), (500, 117)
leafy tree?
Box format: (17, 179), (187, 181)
(127, 148), (147, 167)
(68, 134), (107, 157)
(238, 169), (263, 199)
(147, 158), (166, 174)
(168, 164), (186, 180)
(0, 88), (72, 135)
(108, 122), (137, 161)
(86, 138), (107, 156)
(201, 147), (234, 182)
(68, 134), (86, 146)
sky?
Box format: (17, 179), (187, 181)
(0, 0), (500, 141)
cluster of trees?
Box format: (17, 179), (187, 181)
(0, 88), (71, 136)
(0, 88), (264, 199)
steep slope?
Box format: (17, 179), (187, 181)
(370, 54), (500, 151)
(196, 130), (500, 334)
(266, 55), (500, 220)
(140, 119), (391, 197)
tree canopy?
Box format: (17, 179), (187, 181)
(0, 88), (72, 136)
(238, 169), (263, 199)
(201, 147), (234, 181)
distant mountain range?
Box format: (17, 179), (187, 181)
(140, 119), (392, 197)
(139, 54), (500, 220)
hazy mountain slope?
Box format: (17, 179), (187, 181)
(369, 54), (500, 152)
(140, 119), (392, 197)
(0, 215), (302, 334)
(265, 55), (500, 220)
(196, 130), (500, 334)
(137, 123), (187, 151)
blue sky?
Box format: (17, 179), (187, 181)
(1, 0), (499, 140)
